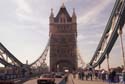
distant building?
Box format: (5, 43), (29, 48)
(49, 4), (77, 72)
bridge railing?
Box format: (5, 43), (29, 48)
(0, 74), (27, 81)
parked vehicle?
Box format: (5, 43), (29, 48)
(37, 74), (55, 84)
(55, 72), (64, 78)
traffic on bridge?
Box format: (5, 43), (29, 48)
(0, 0), (125, 84)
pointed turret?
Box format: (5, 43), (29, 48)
(54, 4), (71, 23)
(72, 8), (77, 23)
(49, 8), (54, 23)
(61, 3), (65, 8)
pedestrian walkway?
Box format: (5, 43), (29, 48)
(73, 79), (106, 84)
(66, 74), (75, 84)
(67, 74), (106, 84)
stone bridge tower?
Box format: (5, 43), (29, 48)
(49, 4), (77, 72)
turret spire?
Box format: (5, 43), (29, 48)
(72, 8), (76, 17)
(50, 8), (54, 17)
(61, 2), (65, 8)
(61, 0), (65, 8)
(72, 8), (76, 23)
(49, 8), (54, 23)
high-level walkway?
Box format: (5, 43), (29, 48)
(67, 74), (106, 84)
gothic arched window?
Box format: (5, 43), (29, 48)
(59, 14), (67, 23)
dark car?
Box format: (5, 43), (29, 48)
(55, 72), (64, 78)
(37, 74), (55, 84)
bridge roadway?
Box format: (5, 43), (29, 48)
(23, 77), (64, 84)
(23, 74), (106, 84)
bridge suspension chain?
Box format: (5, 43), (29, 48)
(0, 42), (23, 67)
(88, 0), (125, 69)
(29, 39), (50, 70)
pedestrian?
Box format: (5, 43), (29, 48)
(95, 71), (98, 79)
(89, 71), (93, 80)
(72, 71), (76, 79)
(102, 70), (105, 81)
(78, 72), (81, 79)
(81, 71), (85, 80)
(108, 71), (112, 84)
(122, 70), (125, 84)
(111, 70), (116, 83)
(85, 70), (88, 80)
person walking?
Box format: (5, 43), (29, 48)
(95, 71), (98, 79)
(108, 71), (112, 84)
(111, 70), (116, 83)
(122, 70), (125, 84)
(85, 70), (88, 80)
(88, 71), (92, 80)
(78, 72), (81, 79)
(81, 71), (85, 80)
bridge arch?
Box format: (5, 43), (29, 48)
(52, 60), (75, 72)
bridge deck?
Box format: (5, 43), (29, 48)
(23, 77), (64, 84)
(23, 74), (107, 84)
(72, 79), (106, 84)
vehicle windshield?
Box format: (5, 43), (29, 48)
(41, 74), (54, 78)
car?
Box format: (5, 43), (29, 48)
(37, 74), (55, 84)
(55, 72), (64, 78)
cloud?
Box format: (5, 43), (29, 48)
(15, 0), (32, 14)
(78, 0), (113, 25)
(78, 33), (102, 42)
(14, 0), (38, 23)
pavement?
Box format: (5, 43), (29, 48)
(14, 77), (38, 84)
(73, 79), (106, 84)
(23, 78), (37, 84)
(67, 74), (106, 84)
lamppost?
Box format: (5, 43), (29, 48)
(118, 28), (125, 69)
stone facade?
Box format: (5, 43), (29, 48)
(49, 4), (77, 72)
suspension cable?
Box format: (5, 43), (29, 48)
(30, 39), (50, 67)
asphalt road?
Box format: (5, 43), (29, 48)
(23, 78), (37, 84)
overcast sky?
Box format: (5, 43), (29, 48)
(0, 0), (125, 69)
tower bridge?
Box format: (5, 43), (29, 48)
(0, 0), (125, 84)
(49, 4), (77, 72)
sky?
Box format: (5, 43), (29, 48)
(0, 0), (125, 69)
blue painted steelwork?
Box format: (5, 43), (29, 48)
(89, 0), (125, 68)
(0, 42), (23, 67)
(29, 40), (49, 67)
